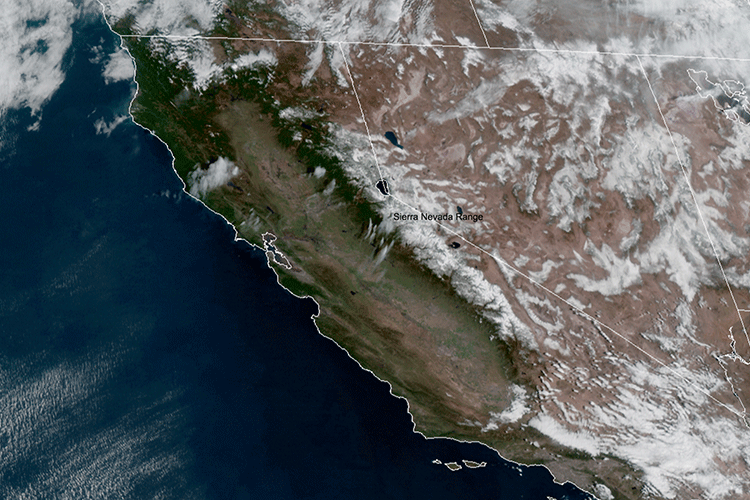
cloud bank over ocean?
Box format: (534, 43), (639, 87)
(0, 0), (80, 121)
(102, 49), (135, 83)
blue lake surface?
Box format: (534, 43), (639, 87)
(0, 13), (592, 500)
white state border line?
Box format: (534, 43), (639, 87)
(332, 45), (748, 422)
(466, 0), (490, 48)
(119, 33), (750, 63)
(103, 7), (749, 496)
(100, 5), (590, 493)
(101, 13), (583, 493)
(637, 56), (750, 351)
(124, 30), (750, 421)
(337, 42), (386, 184)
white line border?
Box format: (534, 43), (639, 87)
(121, 28), (750, 423)
(333, 46), (750, 422)
(466, 0), (490, 48)
(120, 33), (750, 63)
(637, 55), (750, 350)
(337, 42), (387, 185)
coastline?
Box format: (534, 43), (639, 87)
(97, 4), (652, 498)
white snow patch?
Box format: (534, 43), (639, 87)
(279, 106), (322, 122)
(528, 260), (561, 283)
(568, 241), (641, 296)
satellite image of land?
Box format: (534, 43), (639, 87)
(4, 0), (750, 498)
(98, 0), (750, 498)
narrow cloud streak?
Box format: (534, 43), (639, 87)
(93, 115), (128, 136)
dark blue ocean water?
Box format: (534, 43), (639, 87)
(0, 13), (592, 500)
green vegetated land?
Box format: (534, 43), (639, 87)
(112, 13), (651, 499)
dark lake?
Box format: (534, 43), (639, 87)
(385, 130), (403, 148)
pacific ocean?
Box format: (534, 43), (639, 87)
(0, 10), (592, 500)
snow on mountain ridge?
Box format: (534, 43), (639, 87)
(319, 4), (750, 496)
(100, 0), (750, 496)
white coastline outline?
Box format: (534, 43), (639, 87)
(112, 28), (750, 339)
(111, 31), (750, 352)
(95, 3), (750, 498)
(94, 3), (597, 499)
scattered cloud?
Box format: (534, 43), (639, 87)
(0, 350), (193, 499)
(100, 0), (221, 35)
(230, 49), (278, 72)
(188, 157), (239, 198)
(528, 413), (601, 456)
(568, 241), (641, 297)
(102, 49), (134, 83)
(482, 385), (529, 431)
(93, 114), (128, 136)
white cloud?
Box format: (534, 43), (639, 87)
(274, 0), (437, 83)
(482, 384), (529, 430)
(231, 49), (278, 72)
(528, 413), (601, 456)
(567, 241), (642, 296)
(188, 157), (239, 197)
(146, 37), (222, 91)
(593, 483), (614, 500)
(0, 350), (193, 499)
(312, 166), (326, 178)
(99, 1), (750, 497)
(0, 0), (79, 119)
(102, 49), (134, 83)
(93, 114), (128, 135)
(100, 0), (221, 35)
